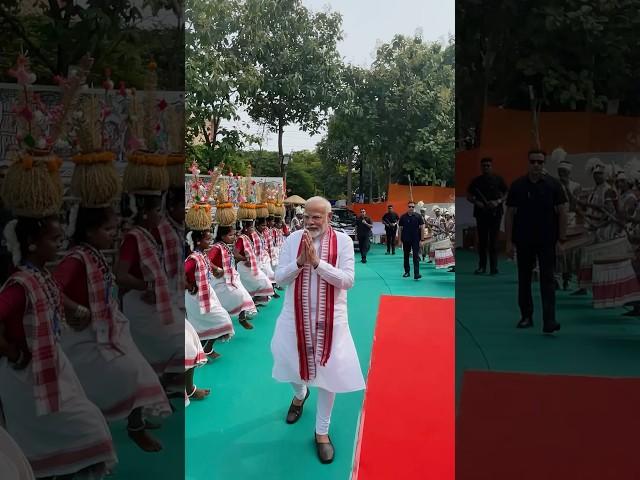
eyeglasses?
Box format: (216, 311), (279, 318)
(408, 205), (415, 208)
(529, 160), (544, 165)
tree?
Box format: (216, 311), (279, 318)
(235, 0), (343, 173)
(0, 1), (183, 88)
(185, 0), (252, 170)
(320, 35), (455, 196)
(456, 0), (640, 147)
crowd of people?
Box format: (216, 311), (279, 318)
(467, 149), (640, 334)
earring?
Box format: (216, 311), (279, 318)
(28, 244), (36, 252)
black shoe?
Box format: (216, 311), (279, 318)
(517, 317), (533, 329)
(414, 274), (422, 280)
(272, 291), (280, 299)
(385, 251), (390, 255)
(392, 251), (396, 255)
(489, 270), (498, 275)
(362, 258), (367, 264)
(286, 388), (310, 424)
(543, 323), (561, 334)
(315, 434), (335, 464)
(403, 272), (410, 278)
(474, 268), (486, 275)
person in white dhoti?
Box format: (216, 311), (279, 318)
(271, 196), (365, 464)
(184, 197), (235, 360)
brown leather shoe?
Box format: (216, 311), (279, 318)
(285, 388), (309, 424)
(315, 434), (334, 464)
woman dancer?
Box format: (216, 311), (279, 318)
(235, 220), (275, 305)
(209, 225), (258, 330)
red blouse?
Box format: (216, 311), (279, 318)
(118, 229), (162, 280)
(0, 283), (28, 349)
(54, 257), (89, 307)
(184, 257), (197, 285)
(208, 246), (223, 269)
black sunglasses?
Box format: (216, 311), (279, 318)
(408, 205), (415, 208)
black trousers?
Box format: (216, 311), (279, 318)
(403, 239), (420, 275)
(515, 242), (557, 327)
(385, 227), (397, 253)
(358, 234), (371, 259)
(476, 213), (502, 272)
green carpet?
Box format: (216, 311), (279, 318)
(180, 243), (454, 480)
(456, 249), (640, 404)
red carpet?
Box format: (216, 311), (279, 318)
(457, 371), (640, 479)
(351, 296), (454, 480)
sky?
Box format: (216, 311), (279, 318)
(236, 0), (454, 153)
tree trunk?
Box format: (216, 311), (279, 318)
(369, 157), (373, 203)
(208, 118), (219, 171)
(359, 156), (364, 201)
(278, 118), (284, 175)
(346, 153), (353, 207)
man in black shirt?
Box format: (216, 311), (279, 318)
(505, 150), (568, 334)
(381, 205), (399, 255)
(356, 208), (373, 263)
(399, 201), (426, 279)
(467, 157), (508, 275)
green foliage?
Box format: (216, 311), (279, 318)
(456, 0), (640, 145)
(234, 0), (343, 164)
(0, 1), (183, 88)
(319, 35), (455, 190)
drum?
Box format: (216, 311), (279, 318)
(433, 238), (454, 269)
(592, 257), (640, 309)
(578, 236), (634, 289)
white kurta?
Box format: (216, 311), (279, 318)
(0, 426), (35, 480)
(270, 229), (366, 393)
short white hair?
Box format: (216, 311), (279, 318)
(305, 196), (332, 214)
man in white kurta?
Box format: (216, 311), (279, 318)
(271, 196), (365, 464)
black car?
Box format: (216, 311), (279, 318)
(331, 207), (359, 251)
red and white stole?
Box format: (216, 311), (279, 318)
(261, 229), (273, 260)
(7, 266), (65, 415)
(127, 227), (173, 324)
(157, 217), (180, 281)
(239, 234), (259, 276)
(186, 250), (213, 314)
(68, 245), (125, 360)
(212, 243), (235, 286)
(274, 228), (284, 247)
(250, 231), (264, 258)
(293, 228), (338, 381)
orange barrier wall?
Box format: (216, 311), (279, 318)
(457, 106), (640, 190)
(349, 184), (455, 219)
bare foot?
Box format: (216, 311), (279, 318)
(128, 428), (163, 452)
(191, 387), (210, 400)
(239, 319), (254, 330)
(207, 350), (221, 360)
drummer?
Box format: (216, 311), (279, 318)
(572, 161), (618, 295)
(556, 157), (583, 290)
